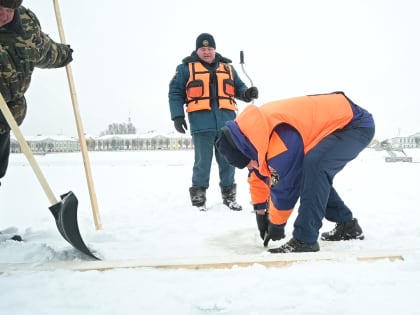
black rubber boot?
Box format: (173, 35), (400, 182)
(321, 218), (364, 241)
(221, 184), (242, 211)
(268, 238), (320, 253)
(0, 231), (23, 242)
(189, 186), (207, 211)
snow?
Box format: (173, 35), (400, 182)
(1, 148), (420, 315)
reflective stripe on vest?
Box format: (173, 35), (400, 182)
(186, 62), (237, 112)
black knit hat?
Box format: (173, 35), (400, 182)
(196, 33), (216, 50)
(216, 128), (250, 169)
(0, 0), (22, 9)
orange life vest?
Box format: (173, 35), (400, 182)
(185, 62), (237, 112)
(235, 92), (354, 177)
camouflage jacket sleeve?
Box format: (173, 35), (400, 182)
(0, 7), (72, 102)
(18, 7), (72, 69)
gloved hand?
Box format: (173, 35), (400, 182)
(173, 117), (188, 134)
(266, 222), (285, 246)
(243, 87), (259, 102)
(65, 45), (73, 64)
(255, 210), (268, 241)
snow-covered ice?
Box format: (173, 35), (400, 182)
(1, 148), (420, 314)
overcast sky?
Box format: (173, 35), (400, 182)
(20, 0), (419, 140)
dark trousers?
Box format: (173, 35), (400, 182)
(0, 131), (10, 179)
(192, 131), (235, 188)
(293, 127), (375, 243)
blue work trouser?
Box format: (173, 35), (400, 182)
(192, 131), (235, 189)
(293, 127), (375, 243)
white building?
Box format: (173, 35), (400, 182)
(11, 131), (193, 153)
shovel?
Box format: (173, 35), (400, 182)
(0, 93), (99, 260)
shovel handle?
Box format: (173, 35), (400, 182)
(0, 94), (58, 205)
(53, 0), (102, 230)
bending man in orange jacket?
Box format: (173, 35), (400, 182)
(216, 92), (375, 253)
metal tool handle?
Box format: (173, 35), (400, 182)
(239, 50), (254, 87)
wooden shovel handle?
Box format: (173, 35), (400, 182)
(0, 94), (58, 205)
(53, 0), (102, 230)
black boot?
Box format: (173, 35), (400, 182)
(268, 238), (320, 253)
(10, 235), (23, 241)
(189, 186), (207, 211)
(0, 231), (23, 242)
(221, 184), (242, 211)
(321, 218), (364, 241)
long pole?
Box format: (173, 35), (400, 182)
(0, 94), (58, 205)
(52, 0), (102, 230)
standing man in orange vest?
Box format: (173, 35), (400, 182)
(169, 33), (258, 211)
(216, 92), (375, 252)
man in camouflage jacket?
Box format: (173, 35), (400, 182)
(0, 0), (73, 185)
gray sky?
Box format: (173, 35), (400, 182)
(21, 0), (419, 140)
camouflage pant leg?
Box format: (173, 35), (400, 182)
(0, 131), (10, 179)
(0, 96), (27, 134)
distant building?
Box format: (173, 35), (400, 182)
(92, 130), (192, 151)
(11, 131), (419, 154)
(386, 133), (420, 149)
(10, 135), (80, 154)
(10, 131), (193, 153)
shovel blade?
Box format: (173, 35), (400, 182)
(49, 191), (99, 260)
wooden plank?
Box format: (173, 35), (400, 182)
(0, 250), (409, 273)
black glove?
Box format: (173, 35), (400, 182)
(243, 87), (259, 102)
(173, 117), (188, 134)
(266, 222), (285, 245)
(65, 45), (73, 65)
(256, 211), (269, 241)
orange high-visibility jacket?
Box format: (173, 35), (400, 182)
(236, 92), (354, 177)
